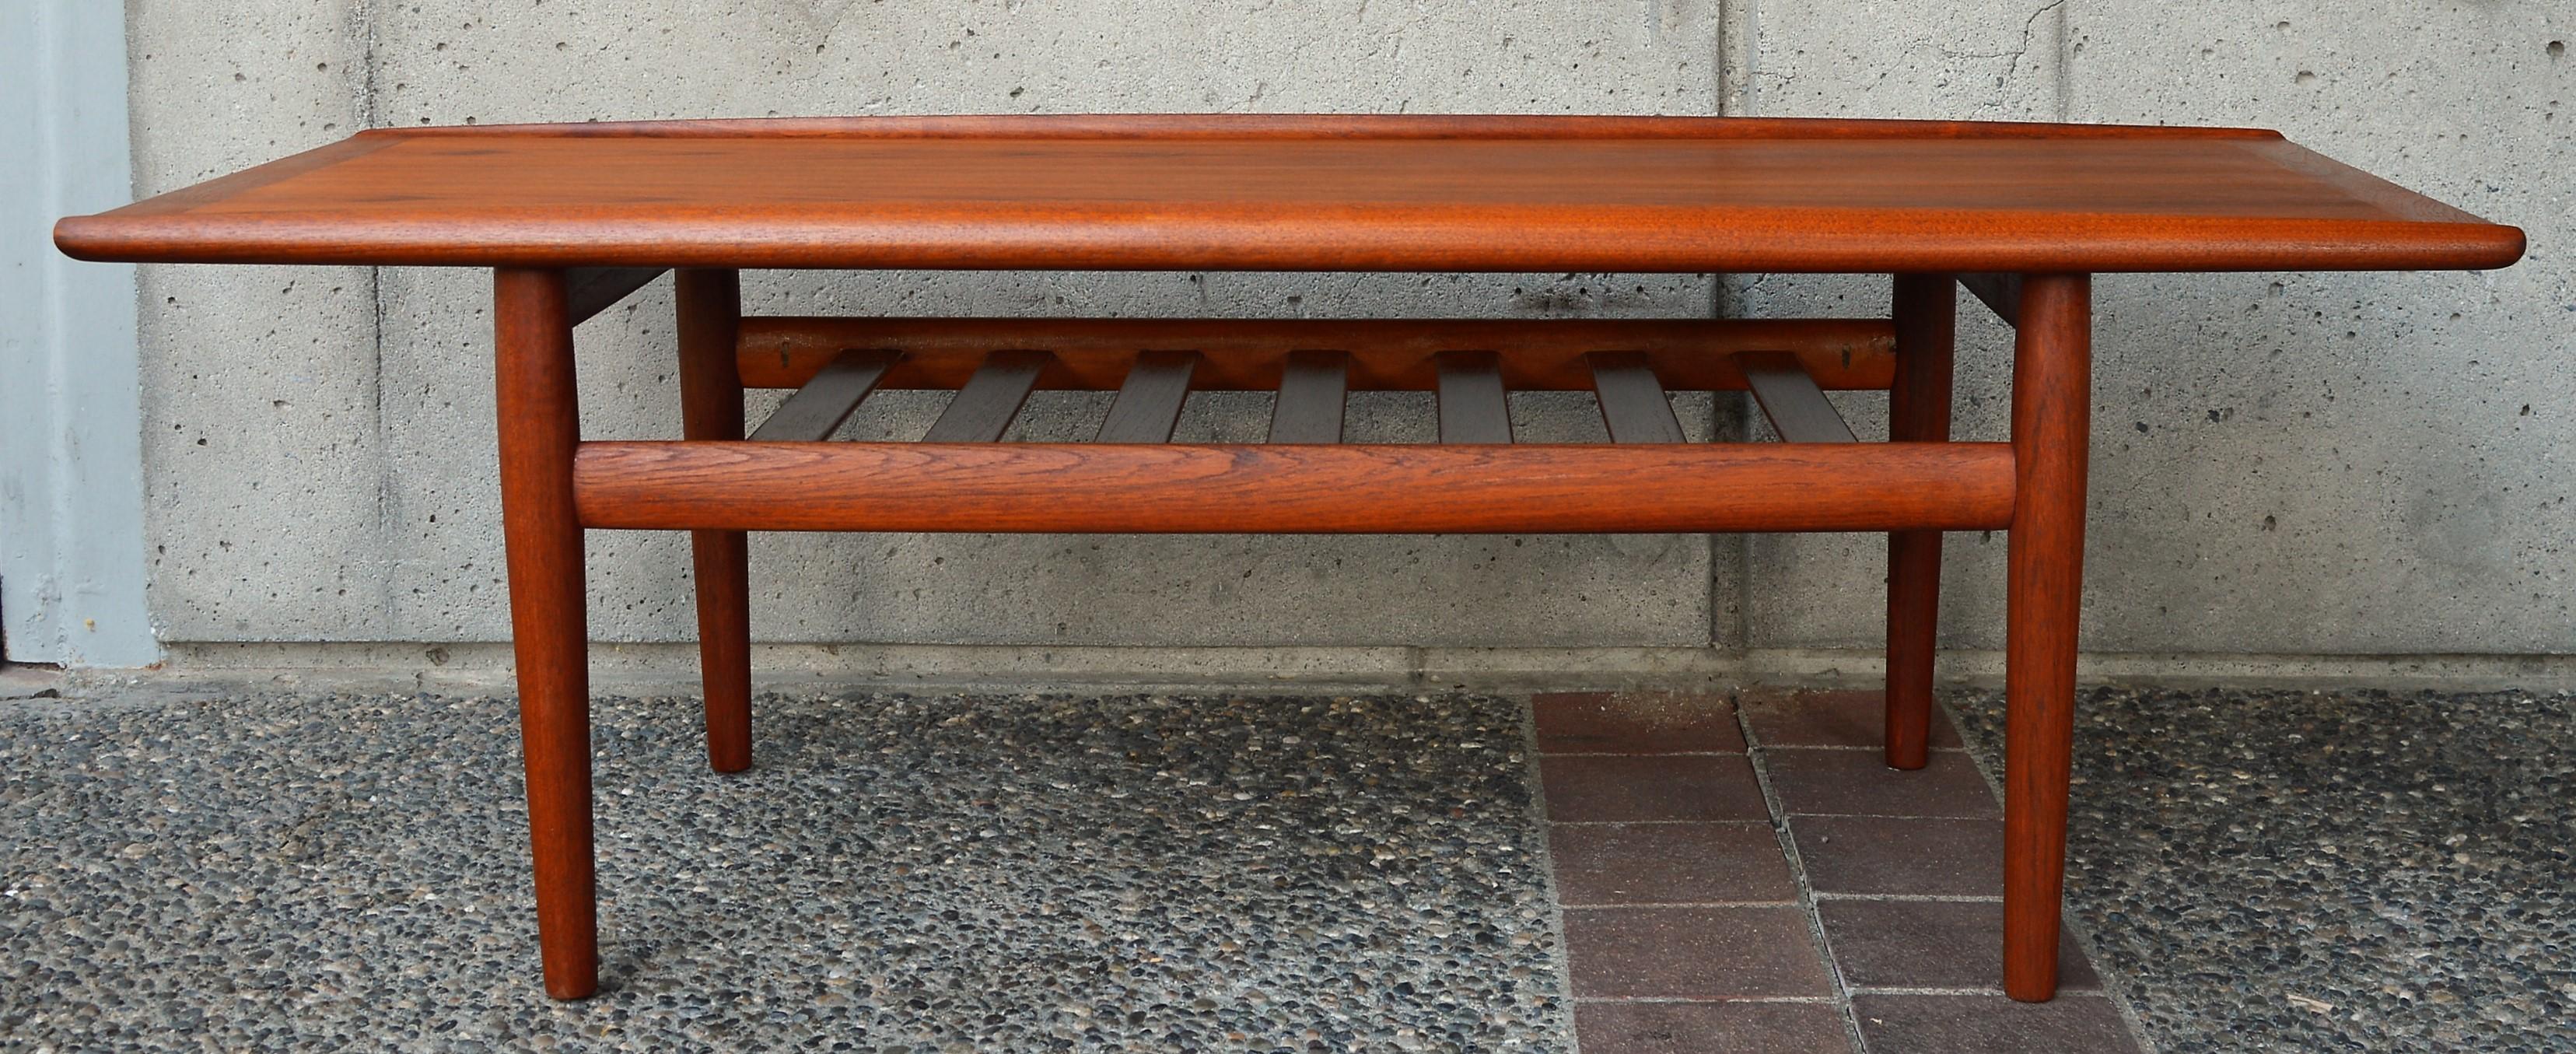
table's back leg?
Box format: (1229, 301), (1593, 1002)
(493, 267), (599, 1000)
(675, 268), (754, 773)
(1885, 272), (1956, 770)
(2002, 271), (2091, 1002)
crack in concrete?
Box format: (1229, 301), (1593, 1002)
(351, 0), (397, 630)
(2000, 0), (2067, 88)
(1934, 1), (2063, 77)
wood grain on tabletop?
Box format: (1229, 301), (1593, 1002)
(53, 115), (2523, 274)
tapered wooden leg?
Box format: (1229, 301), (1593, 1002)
(1885, 272), (1956, 770)
(493, 267), (597, 1000)
(674, 269), (752, 773)
(2002, 272), (2091, 1003)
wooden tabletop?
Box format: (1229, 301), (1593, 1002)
(54, 114), (2522, 274)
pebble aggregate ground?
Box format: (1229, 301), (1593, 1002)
(1952, 686), (2576, 1054)
(1, 689), (1564, 1052)
(6, 681), (2572, 1052)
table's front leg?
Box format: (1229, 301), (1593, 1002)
(493, 267), (599, 1000)
(2003, 271), (2091, 1002)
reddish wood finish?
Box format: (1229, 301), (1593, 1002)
(1885, 274), (1958, 771)
(50, 115), (2525, 1006)
(2003, 274), (2093, 1003)
(569, 442), (2016, 535)
(54, 117), (2522, 274)
(737, 317), (1898, 392)
(674, 270), (753, 774)
(401, 114), (2285, 142)
(492, 268), (597, 1000)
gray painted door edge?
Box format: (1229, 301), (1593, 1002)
(1, 2), (160, 667)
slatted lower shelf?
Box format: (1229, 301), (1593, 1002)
(582, 313), (2000, 535)
(734, 316), (1896, 390)
(728, 317), (1876, 448)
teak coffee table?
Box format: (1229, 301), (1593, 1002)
(58, 114), (2523, 1004)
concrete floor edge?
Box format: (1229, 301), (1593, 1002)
(60, 642), (2576, 698)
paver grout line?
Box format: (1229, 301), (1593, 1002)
(1535, 751), (1750, 758)
(1734, 692), (1871, 1054)
(1573, 996), (1843, 1005)
(1781, 811), (2002, 820)
(1811, 892), (2004, 903)
(1518, 694), (1585, 1054)
(1559, 900), (1803, 910)
(1848, 986), (2112, 997)
(1750, 744), (1971, 752)
(1938, 690), (2164, 1054)
(1549, 818), (1776, 828)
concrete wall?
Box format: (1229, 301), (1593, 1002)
(107, 1), (2571, 673)
(1731, 1), (2572, 658)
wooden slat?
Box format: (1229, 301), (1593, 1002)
(1435, 350), (1513, 444)
(922, 349), (1050, 443)
(1586, 352), (1688, 444)
(1958, 272), (2024, 327)
(565, 267), (668, 325)
(746, 348), (899, 442)
(1741, 351), (1860, 444)
(1094, 351), (1199, 443)
(573, 441), (2018, 534)
(1268, 350), (1349, 443)
(736, 317), (1898, 391)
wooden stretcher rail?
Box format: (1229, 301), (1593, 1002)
(571, 441), (2016, 534)
(736, 317), (1897, 391)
